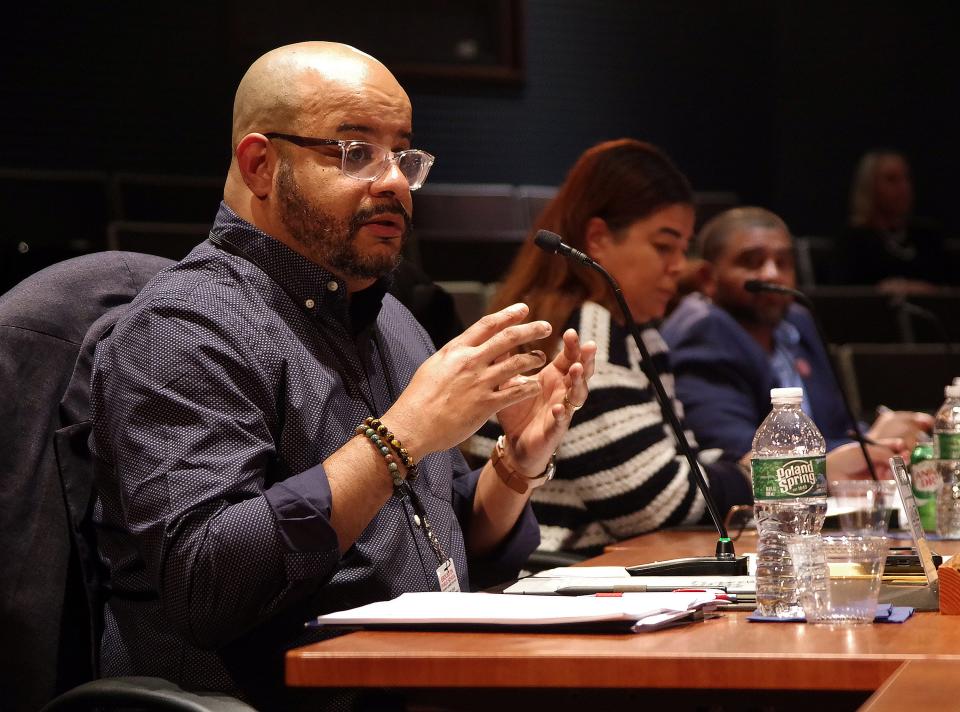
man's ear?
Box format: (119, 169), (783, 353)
(675, 258), (716, 298)
(699, 260), (719, 299)
(235, 133), (274, 199)
(584, 216), (613, 261)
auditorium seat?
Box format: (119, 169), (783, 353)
(835, 343), (958, 419)
(805, 287), (902, 344)
(412, 183), (527, 282)
(515, 184), (558, 228)
(794, 235), (838, 287)
(693, 191), (740, 230)
(943, 238), (960, 277)
(0, 168), (110, 293)
(109, 172), (222, 222)
(436, 280), (495, 327)
(898, 291), (960, 346)
(107, 221), (211, 261)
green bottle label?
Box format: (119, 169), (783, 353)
(751, 456), (827, 499)
(910, 460), (940, 532)
(937, 433), (960, 460)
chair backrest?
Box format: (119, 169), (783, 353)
(412, 183), (527, 282)
(794, 235), (838, 288)
(107, 220), (211, 261)
(835, 343), (958, 420)
(693, 191), (740, 230)
(435, 280), (494, 327)
(514, 184), (558, 229)
(805, 286), (903, 344)
(0, 251), (173, 712)
(109, 172), (222, 223)
(899, 291), (960, 345)
(0, 168), (111, 293)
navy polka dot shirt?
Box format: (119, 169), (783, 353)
(90, 203), (538, 699)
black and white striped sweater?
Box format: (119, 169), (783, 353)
(465, 301), (750, 556)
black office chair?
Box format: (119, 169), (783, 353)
(0, 252), (255, 712)
(835, 342), (957, 420)
(805, 286), (903, 344)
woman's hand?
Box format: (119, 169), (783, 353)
(496, 328), (597, 475)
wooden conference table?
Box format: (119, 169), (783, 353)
(286, 530), (960, 710)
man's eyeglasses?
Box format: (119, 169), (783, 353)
(263, 133), (435, 191)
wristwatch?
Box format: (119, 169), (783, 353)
(491, 435), (556, 494)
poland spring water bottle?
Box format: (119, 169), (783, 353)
(751, 387), (828, 618)
(934, 383), (960, 537)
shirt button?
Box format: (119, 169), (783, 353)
(413, 514), (421, 527)
(304, 298), (315, 309)
(327, 281), (339, 292)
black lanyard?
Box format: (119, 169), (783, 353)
(401, 481), (448, 566)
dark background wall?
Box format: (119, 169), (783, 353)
(3, 1), (957, 238)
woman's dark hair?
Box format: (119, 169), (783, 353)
(489, 138), (693, 351)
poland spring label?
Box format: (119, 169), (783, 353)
(937, 433), (960, 460)
(751, 456), (827, 499)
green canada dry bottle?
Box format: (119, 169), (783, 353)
(751, 387), (828, 618)
(909, 439), (937, 532)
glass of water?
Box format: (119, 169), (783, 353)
(829, 480), (896, 535)
(802, 535), (888, 625)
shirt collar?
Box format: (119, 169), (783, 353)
(210, 202), (390, 331)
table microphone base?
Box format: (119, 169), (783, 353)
(628, 555), (751, 577)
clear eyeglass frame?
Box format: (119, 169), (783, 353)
(263, 132), (435, 190)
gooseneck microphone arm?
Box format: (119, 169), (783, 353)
(535, 230), (748, 575)
(743, 279), (878, 481)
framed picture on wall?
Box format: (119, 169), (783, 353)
(228, 0), (525, 84)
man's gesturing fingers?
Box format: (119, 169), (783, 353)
(455, 303), (532, 348)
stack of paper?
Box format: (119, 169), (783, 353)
(309, 590), (720, 633)
(503, 566), (755, 601)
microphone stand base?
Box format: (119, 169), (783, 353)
(627, 555), (751, 577)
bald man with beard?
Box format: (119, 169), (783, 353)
(89, 42), (595, 706)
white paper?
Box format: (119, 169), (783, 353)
(531, 566), (632, 579)
(504, 571), (756, 596)
(313, 591), (717, 627)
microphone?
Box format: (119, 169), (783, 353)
(743, 279), (797, 297)
(535, 229), (748, 576)
(743, 279), (879, 481)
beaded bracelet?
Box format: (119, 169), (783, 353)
(358, 417), (420, 482)
(356, 422), (404, 488)
(363, 417), (419, 481)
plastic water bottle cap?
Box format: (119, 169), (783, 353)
(945, 384), (960, 398)
(770, 386), (803, 401)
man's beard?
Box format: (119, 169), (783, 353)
(723, 295), (791, 329)
(276, 160), (411, 280)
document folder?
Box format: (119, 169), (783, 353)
(308, 591), (720, 633)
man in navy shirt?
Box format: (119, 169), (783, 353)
(661, 206), (928, 470)
(90, 41), (595, 706)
